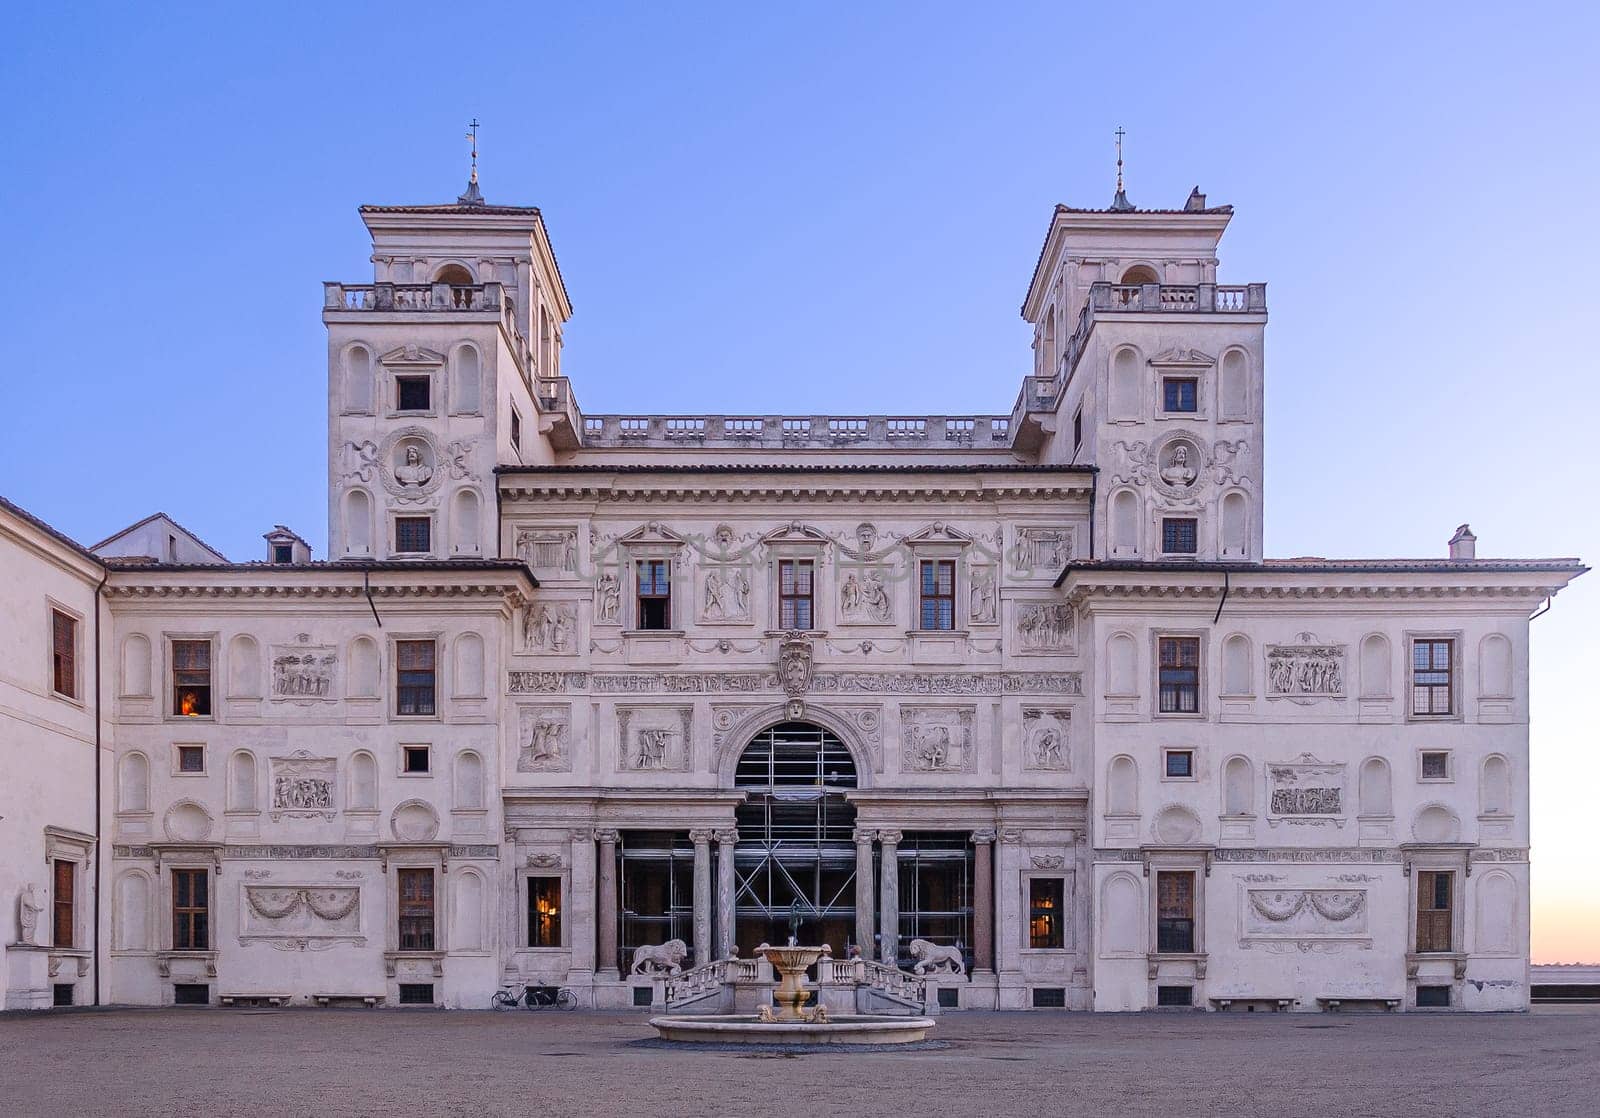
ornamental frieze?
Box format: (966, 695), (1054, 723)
(506, 669), (1082, 696)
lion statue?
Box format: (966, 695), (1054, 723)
(630, 939), (689, 976)
(908, 938), (966, 977)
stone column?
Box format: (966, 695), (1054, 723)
(996, 828), (1023, 979)
(878, 829), (902, 965)
(715, 828), (738, 960)
(854, 829), (876, 957)
(972, 828), (996, 974)
(690, 829), (713, 968)
(595, 828), (620, 979)
(568, 828), (596, 974)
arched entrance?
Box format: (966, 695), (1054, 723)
(732, 721), (859, 955)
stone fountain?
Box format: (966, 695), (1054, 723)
(647, 942), (936, 1047)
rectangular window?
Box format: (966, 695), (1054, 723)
(1412, 639), (1455, 716)
(778, 559), (814, 630)
(398, 868), (436, 951)
(396, 375), (431, 411)
(1161, 518), (1198, 555)
(1416, 871), (1453, 953)
(1028, 878), (1064, 949)
(53, 860), (75, 948)
(1158, 637), (1201, 714)
(528, 877), (563, 947)
(395, 640), (436, 716)
(511, 407), (522, 451)
(395, 516), (432, 554)
(51, 610), (78, 699)
(1416, 985), (1451, 1008)
(636, 560), (671, 630)
(271, 544), (293, 565)
(172, 868), (209, 951)
(398, 983), (435, 1005)
(1157, 985), (1194, 1007)
(1162, 377), (1198, 413)
(53, 984), (74, 1007)
(1073, 408), (1083, 455)
(1156, 871), (1195, 953)
(177, 745), (205, 773)
(919, 559), (956, 631)
(173, 983), (209, 1005)
(402, 745), (431, 774)
(1421, 751), (1450, 780)
(1164, 749), (1194, 778)
(171, 639), (212, 717)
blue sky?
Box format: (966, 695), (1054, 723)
(4, 1), (1596, 959)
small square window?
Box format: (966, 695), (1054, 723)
(177, 745), (206, 773)
(395, 517), (432, 555)
(1416, 985), (1451, 1008)
(403, 746), (431, 774)
(1163, 378), (1198, 413)
(1162, 518), (1198, 555)
(271, 544), (294, 565)
(1421, 751), (1450, 780)
(1164, 749), (1194, 779)
(396, 375), (431, 412)
(937, 986), (960, 1008)
(53, 983), (74, 1007)
(632, 986), (654, 1007)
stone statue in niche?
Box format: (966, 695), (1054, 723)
(1160, 444), (1197, 489)
(968, 566), (997, 624)
(394, 446), (433, 488)
(1266, 640), (1346, 699)
(523, 603), (575, 653)
(1018, 603), (1074, 650)
(702, 567), (751, 621)
(517, 707), (570, 772)
(595, 572), (621, 624)
(16, 883), (42, 945)
(841, 568), (893, 623)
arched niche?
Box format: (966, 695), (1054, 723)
(1474, 870), (1518, 955)
(454, 750), (485, 811)
(343, 488), (372, 556)
(347, 636), (380, 698)
(451, 344), (482, 415)
(121, 633), (152, 698)
(114, 871), (151, 951)
(227, 750), (257, 812)
(348, 751), (378, 812)
(228, 634), (260, 698)
(1099, 872), (1143, 956)
(1480, 754), (1512, 816)
(453, 869), (485, 951)
(1479, 634), (1513, 699)
(1110, 489), (1139, 557)
(1220, 492), (1249, 559)
(1359, 634), (1392, 699)
(1359, 757), (1392, 817)
(1105, 632), (1137, 697)
(1107, 755), (1138, 816)
(452, 632), (485, 697)
(1041, 306), (1057, 375)
(1108, 347), (1141, 421)
(117, 751), (150, 814)
(1219, 348), (1249, 420)
(1220, 634), (1252, 696)
(1412, 803), (1461, 844)
(451, 489), (482, 557)
(344, 344), (374, 415)
(1223, 756), (1253, 816)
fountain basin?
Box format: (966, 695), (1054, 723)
(648, 1013), (936, 1046)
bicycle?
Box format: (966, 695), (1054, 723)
(491, 983), (578, 1010)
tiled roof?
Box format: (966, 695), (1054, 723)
(359, 203), (544, 216)
(89, 510), (230, 562)
(1055, 557), (1588, 587)
(0, 494), (103, 566)
(107, 558), (537, 579)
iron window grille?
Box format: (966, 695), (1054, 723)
(395, 517), (431, 554)
(395, 640), (436, 716)
(1162, 518), (1198, 555)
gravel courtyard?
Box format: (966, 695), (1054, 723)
(2, 1007), (1596, 1117)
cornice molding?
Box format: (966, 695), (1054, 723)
(499, 482), (1093, 504)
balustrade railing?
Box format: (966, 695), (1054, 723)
(577, 414), (1013, 448)
(323, 282), (503, 312)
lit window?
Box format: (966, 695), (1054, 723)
(778, 559), (814, 630)
(1162, 518), (1198, 555)
(171, 639), (212, 717)
(395, 517), (431, 554)
(51, 610), (78, 699)
(396, 375), (431, 411)
(1029, 878), (1064, 948)
(1158, 637), (1201, 714)
(1162, 377), (1198, 413)
(1411, 639), (1455, 716)
(528, 877), (562, 947)
(919, 560), (956, 631)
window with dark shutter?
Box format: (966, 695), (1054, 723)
(1162, 377), (1198, 413)
(172, 868), (209, 950)
(51, 610), (77, 699)
(53, 860), (75, 948)
(1416, 871), (1453, 953)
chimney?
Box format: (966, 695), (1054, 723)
(1448, 524), (1477, 561)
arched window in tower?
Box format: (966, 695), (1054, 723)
(1120, 264), (1160, 286)
(432, 263), (474, 285)
(1107, 755), (1138, 816)
(1359, 757), (1392, 818)
(1109, 347), (1141, 421)
(1222, 756), (1253, 816)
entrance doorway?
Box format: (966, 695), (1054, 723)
(732, 722), (859, 955)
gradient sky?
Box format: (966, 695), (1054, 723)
(3, 2), (1595, 961)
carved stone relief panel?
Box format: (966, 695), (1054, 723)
(1016, 602), (1076, 653)
(1266, 754), (1346, 826)
(516, 704), (572, 773)
(513, 526), (580, 575)
(522, 602), (578, 654)
(617, 706), (694, 772)
(1021, 708), (1071, 771)
(967, 564), (998, 625)
(1266, 634), (1346, 702)
(899, 706), (976, 773)
(699, 564), (753, 623)
(1242, 888), (1368, 938)
(241, 885), (364, 950)
(594, 571), (622, 626)
(269, 638), (336, 702)
(1012, 526), (1074, 577)
(269, 751), (337, 821)
(838, 564), (896, 625)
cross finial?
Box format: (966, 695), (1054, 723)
(458, 118), (485, 206)
(1110, 126), (1134, 211)
(467, 118), (480, 186)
